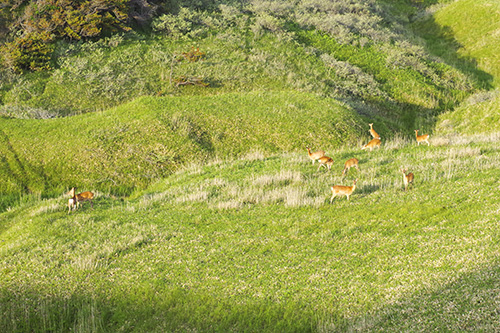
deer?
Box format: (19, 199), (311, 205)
(368, 123), (381, 139)
(306, 147), (325, 164)
(317, 156), (334, 172)
(342, 158), (359, 176)
(415, 130), (430, 146)
(361, 138), (381, 151)
(400, 169), (414, 191)
(330, 179), (357, 203)
(68, 196), (77, 213)
(68, 187), (94, 212)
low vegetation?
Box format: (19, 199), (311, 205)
(0, 90), (364, 210)
(1, 0), (500, 331)
(1, 133), (500, 331)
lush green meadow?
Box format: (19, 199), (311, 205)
(2, 133), (500, 331)
(2, 0), (500, 331)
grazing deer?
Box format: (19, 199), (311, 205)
(307, 147), (325, 164)
(317, 156), (334, 171)
(400, 169), (414, 191)
(415, 130), (430, 146)
(68, 187), (94, 212)
(368, 123), (381, 139)
(342, 158), (359, 176)
(361, 138), (381, 151)
(330, 179), (357, 203)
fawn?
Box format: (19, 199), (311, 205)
(415, 130), (430, 146)
(400, 169), (414, 191)
(68, 187), (94, 213)
(368, 123), (381, 139)
(362, 138), (381, 151)
(317, 156), (334, 172)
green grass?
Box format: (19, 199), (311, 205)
(0, 90), (365, 210)
(1, 3), (478, 129)
(436, 90), (500, 135)
(431, 0), (500, 86)
(1, 133), (500, 331)
(1, 1), (500, 331)
(425, 0), (500, 135)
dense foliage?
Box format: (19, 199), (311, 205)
(0, 0), (478, 128)
(0, 0), (166, 71)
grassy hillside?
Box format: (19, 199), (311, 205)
(0, 90), (364, 210)
(0, 0), (477, 127)
(416, 0), (500, 135)
(430, 0), (500, 85)
(0, 0), (485, 206)
(2, 134), (500, 331)
(2, 0), (500, 331)
(436, 89), (500, 135)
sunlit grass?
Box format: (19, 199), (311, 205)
(3, 134), (497, 331)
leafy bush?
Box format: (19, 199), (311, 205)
(17, 0), (130, 40)
(1, 32), (54, 72)
(0, 0), (132, 72)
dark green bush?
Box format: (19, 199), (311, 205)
(1, 32), (54, 72)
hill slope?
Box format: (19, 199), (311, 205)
(0, 90), (363, 210)
(1, 0), (477, 125)
(2, 0), (500, 331)
(418, 0), (500, 135)
(2, 134), (500, 331)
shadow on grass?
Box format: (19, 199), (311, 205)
(0, 285), (323, 332)
(342, 261), (500, 331)
(4, 262), (500, 331)
(359, 184), (380, 195)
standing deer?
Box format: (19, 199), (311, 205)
(317, 156), (334, 172)
(306, 147), (326, 164)
(400, 169), (414, 191)
(415, 130), (430, 146)
(361, 138), (381, 151)
(342, 158), (359, 176)
(68, 187), (94, 212)
(330, 179), (357, 202)
(368, 123), (381, 139)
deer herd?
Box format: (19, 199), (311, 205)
(309, 124), (429, 203)
(67, 123), (429, 212)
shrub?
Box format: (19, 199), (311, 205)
(152, 7), (214, 39)
(1, 32), (54, 72)
(1, 0), (132, 72)
(19, 0), (131, 40)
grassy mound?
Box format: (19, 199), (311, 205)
(0, 90), (364, 210)
(1, 1), (477, 131)
(422, 0), (500, 135)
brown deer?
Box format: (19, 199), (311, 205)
(361, 138), (381, 151)
(317, 156), (334, 172)
(68, 187), (94, 212)
(368, 123), (381, 139)
(400, 169), (414, 191)
(330, 179), (357, 202)
(306, 147), (326, 164)
(342, 158), (359, 176)
(415, 130), (430, 146)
